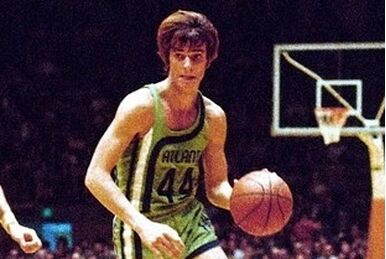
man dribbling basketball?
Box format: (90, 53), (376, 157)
(85, 10), (234, 259)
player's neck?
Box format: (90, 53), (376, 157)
(158, 78), (198, 111)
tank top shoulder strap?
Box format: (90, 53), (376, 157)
(147, 84), (166, 129)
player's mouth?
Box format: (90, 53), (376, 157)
(179, 75), (196, 81)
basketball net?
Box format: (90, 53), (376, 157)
(314, 107), (349, 145)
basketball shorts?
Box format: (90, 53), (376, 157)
(113, 199), (220, 259)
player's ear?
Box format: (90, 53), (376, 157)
(205, 57), (216, 69)
(205, 52), (213, 69)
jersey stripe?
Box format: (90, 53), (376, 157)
(118, 219), (125, 258)
(125, 136), (140, 199)
(122, 129), (153, 259)
(117, 138), (140, 259)
(131, 128), (153, 209)
(114, 144), (135, 258)
(142, 95), (206, 212)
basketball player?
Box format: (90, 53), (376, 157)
(85, 10), (233, 258)
(0, 185), (42, 254)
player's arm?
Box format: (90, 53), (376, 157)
(85, 89), (184, 258)
(0, 185), (42, 254)
(85, 89), (151, 232)
(202, 102), (233, 210)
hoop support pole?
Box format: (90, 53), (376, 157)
(357, 133), (385, 259)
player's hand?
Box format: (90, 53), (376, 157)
(8, 224), (42, 254)
(135, 219), (185, 259)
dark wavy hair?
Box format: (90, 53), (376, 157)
(157, 10), (219, 72)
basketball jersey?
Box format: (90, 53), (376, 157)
(115, 84), (209, 219)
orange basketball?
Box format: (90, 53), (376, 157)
(230, 169), (293, 236)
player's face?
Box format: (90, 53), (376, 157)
(168, 43), (208, 93)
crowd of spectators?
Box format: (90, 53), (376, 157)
(1, 216), (368, 258)
(0, 86), (114, 204)
(218, 218), (368, 258)
(3, 237), (115, 259)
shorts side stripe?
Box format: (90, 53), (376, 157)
(119, 219), (124, 258)
(186, 240), (220, 259)
(122, 225), (134, 259)
(134, 232), (143, 259)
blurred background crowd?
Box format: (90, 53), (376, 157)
(0, 0), (383, 258)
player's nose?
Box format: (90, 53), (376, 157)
(182, 57), (192, 69)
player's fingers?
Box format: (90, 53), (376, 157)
(155, 239), (179, 258)
(150, 247), (164, 259)
(21, 241), (41, 253)
(165, 233), (185, 252)
(162, 235), (184, 258)
(21, 232), (42, 253)
(20, 239), (41, 254)
(21, 245), (38, 254)
(33, 236), (42, 250)
(149, 242), (165, 259)
(166, 231), (185, 250)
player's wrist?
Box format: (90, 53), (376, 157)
(131, 216), (150, 235)
(0, 210), (19, 234)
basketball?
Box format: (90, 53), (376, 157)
(230, 169), (293, 237)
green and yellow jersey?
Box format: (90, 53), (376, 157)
(113, 85), (219, 258)
(115, 84), (208, 219)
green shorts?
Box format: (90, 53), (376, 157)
(113, 200), (220, 259)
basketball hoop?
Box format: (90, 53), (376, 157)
(314, 107), (349, 145)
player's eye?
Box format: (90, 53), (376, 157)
(191, 54), (203, 62)
(174, 53), (185, 61)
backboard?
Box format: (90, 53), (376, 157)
(272, 42), (385, 137)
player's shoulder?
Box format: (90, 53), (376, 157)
(202, 95), (227, 140)
(202, 95), (226, 119)
(118, 86), (154, 114)
(113, 86), (155, 132)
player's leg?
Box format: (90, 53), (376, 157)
(189, 246), (227, 259)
